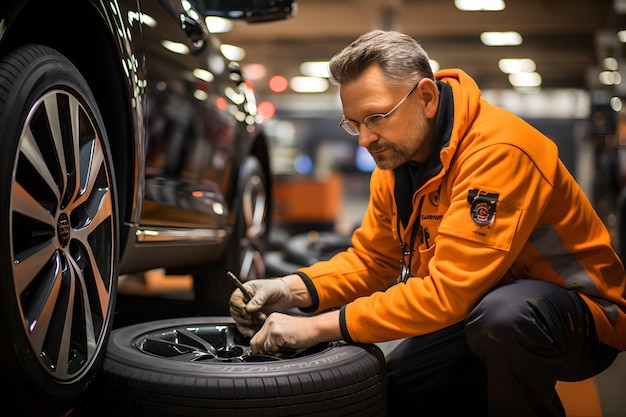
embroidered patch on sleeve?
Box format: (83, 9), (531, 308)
(468, 189), (499, 226)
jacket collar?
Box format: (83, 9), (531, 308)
(394, 81), (454, 226)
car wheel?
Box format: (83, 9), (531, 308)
(84, 316), (387, 416)
(0, 44), (118, 417)
(193, 155), (269, 315)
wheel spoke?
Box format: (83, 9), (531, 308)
(20, 125), (61, 202)
(12, 181), (55, 226)
(12, 237), (57, 295)
(11, 85), (114, 381)
(66, 255), (98, 365)
(25, 253), (64, 353)
(43, 93), (69, 193)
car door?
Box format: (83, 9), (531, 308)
(139, 0), (241, 234)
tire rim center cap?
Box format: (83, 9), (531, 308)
(57, 212), (71, 247)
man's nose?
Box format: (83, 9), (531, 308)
(357, 125), (378, 147)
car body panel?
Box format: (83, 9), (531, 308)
(0, 0), (285, 272)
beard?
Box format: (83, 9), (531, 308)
(368, 142), (412, 170)
(367, 119), (426, 170)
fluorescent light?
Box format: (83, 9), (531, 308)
(192, 68), (214, 82)
(128, 11), (157, 28)
(193, 89), (209, 101)
(205, 16), (233, 33)
(599, 71), (622, 86)
(289, 76), (329, 93)
(220, 44), (245, 61)
(508, 72), (542, 87)
(455, 0), (505, 11)
(161, 40), (190, 55)
(610, 96), (623, 112)
(242, 63), (267, 80)
(498, 58), (536, 74)
(603, 57), (619, 71)
(480, 31), (522, 46)
(300, 61), (330, 78)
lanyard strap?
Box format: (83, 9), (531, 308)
(397, 195), (425, 283)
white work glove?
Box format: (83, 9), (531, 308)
(229, 278), (293, 337)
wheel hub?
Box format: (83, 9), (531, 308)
(57, 212), (71, 247)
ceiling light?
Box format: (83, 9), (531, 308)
(289, 76), (329, 93)
(128, 11), (157, 28)
(193, 89), (209, 101)
(300, 61), (330, 78)
(193, 68), (214, 82)
(220, 44), (245, 61)
(599, 71), (622, 86)
(182, 0), (200, 20)
(205, 16), (233, 33)
(258, 101), (276, 120)
(161, 40), (189, 55)
(455, 0), (505, 11)
(610, 96), (623, 112)
(498, 58), (536, 74)
(508, 72), (542, 87)
(480, 31), (522, 46)
(618, 30), (626, 43)
(268, 75), (289, 93)
(603, 57), (619, 71)
(242, 63), (267, 80)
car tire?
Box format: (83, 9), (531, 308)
(193, 155), (269, 315)
(85, 316), (387, 416)
(0, 44), (118, 416)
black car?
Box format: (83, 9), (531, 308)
(0, 1), (295, 415)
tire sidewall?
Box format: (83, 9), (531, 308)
(105, 316), (381, 378)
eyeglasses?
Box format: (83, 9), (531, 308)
(339, 81), (420, 136)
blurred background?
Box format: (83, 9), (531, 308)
(205, 0), (626, 255)
(115, 4), (626, 415)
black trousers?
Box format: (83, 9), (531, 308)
(386, 279), (620, 417)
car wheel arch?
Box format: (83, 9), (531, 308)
(1, 0), (142, 249)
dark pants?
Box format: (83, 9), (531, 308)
(386, 279), (620, 417)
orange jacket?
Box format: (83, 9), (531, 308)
(298, 69), (626, 350)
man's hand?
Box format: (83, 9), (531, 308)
(229, 278), (293, 337)
(249, 310), (342, 355)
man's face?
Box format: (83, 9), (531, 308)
(339, 65), (436, 170)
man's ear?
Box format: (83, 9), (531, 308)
(419, 78), (439, 118)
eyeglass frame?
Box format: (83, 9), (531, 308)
(339, 80), (420, 136)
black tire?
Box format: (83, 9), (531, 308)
(90, 316), (387, 416)
(193, 155), (269, 315)
(0, 44), (118, 416)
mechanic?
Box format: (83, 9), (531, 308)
(229, 30), (626, 416)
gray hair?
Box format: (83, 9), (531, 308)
(328, 30), (434, 88)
